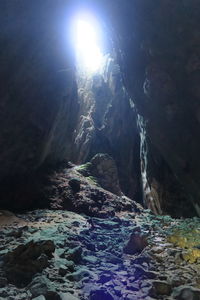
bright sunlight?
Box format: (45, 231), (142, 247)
(74, 15), (103, 72)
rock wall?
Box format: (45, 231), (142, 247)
(1, 0), (200, 216)
(97, 0), (200, 216)
(73, 57), (142, 200)
(0, 1), (79, 181)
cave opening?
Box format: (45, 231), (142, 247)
(0, 1), (200, 298)
(72, 13), (104, 73)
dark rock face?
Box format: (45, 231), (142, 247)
(73, 58), (142, 201)
(0, 1), (78, 180)
(0, 2), (142, 210)
(139, 131), (196, 217)
(88, 153), (122, 196)
(97, 0), (200, 215)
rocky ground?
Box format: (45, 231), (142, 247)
(0, 164), (200, 300)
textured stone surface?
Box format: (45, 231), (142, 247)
(97, 0), (200, 215)
(73, 58), (141, 201)
(89, 153), (122, 196)
(0, 206), (200, 299)
(2, 0), (200, 217)
(124, 228), (148, 254)
(3, 240), (55, 287)
(0, 1), (78, 200)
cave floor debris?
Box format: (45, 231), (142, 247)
(0, 209), (200, 300)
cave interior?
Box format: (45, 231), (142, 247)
(1, 1), (200, 299)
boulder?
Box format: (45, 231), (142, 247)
(3, 240), (55, 287)
(173, 285), (200, 300)
(90, 153), (122, 196)
(124, 227), (148, 254)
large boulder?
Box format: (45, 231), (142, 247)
(3, 240), (55, 287)
(89, 153), (122, 196)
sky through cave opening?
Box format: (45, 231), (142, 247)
(71, 12), (104, 73)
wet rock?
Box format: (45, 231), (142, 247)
(89, 289), (114, 300)
(3, 240), (55, 287)
(124, 228), (148, 254)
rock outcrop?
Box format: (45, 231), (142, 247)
(3, 240), (55, 287)
(96, 0), (200, 215)
(73, 57), (141, 201)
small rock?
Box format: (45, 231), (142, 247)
(113, 286), (122, 297)
(65, 260), (75, 272)
(59, 265), (68, 276)
(67, 267), (93, 282)
(124, 228), (148, 254)
(59, 293), (79, 300)
(173, 285), (200, 300)
(124, 293), (140, 300)
(29, 275), (55, 297)
(98, 274), (112, 284)
(106, 254), (122, 264)
(90, 289), (114, 300)
(83, 255), (98, 264)
(151, 281), (172, 296)
(66, 246), (82, 264)
(45, 291), (61, 300)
